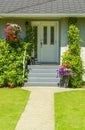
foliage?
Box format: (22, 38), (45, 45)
(32, 26), (37, 58)
(68, 17), (78, 25)
(68, 25), (80, 55)
(4, 23), (22, 45)
(62, 25), (84, 88)
(24, 21), (33, 56)
(56, 63), (76, 87)
(0, 88), (30, 130)
(24, 21), (37, 58)
(0, 23), (31, 87)
(0, 39), (29, 87)
(56, 63), (76, 77)
(54, 90), (85, 130)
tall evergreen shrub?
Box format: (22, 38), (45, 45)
(62, 25), (84, 88)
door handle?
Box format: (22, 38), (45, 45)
(40, 41), (43, 48)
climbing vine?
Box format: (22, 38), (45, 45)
(32, 26), (37, 58)
(68, 17), (78, 25)
(24, 21), (37, 58)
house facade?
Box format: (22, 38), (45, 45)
(0, 0), (85, 65)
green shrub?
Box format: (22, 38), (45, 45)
(0, 40), (29, 87)
(0, 23), (31, 87)
(62, 25), (84, 88)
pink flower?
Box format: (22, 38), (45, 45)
(4, 23), (22, 44)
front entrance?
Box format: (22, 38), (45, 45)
(32, 21), (59, 63)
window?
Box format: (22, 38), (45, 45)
(50, 26), (54, 45)
(43, 26), (47, 44)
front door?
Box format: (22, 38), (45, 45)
(32, 21), (59, 63)
(38, 22), (59, 63)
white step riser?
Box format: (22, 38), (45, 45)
(24, 82), (59, 86)
(28, 65), (59, 69)
(28, 78), (60, 82)
(29, 73), (56, 77)
(29, 69), (57, 73)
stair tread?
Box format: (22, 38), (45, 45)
(28, 77), (59, 79)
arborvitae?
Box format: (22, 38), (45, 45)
(62, 25), (84, 88)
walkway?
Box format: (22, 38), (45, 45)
(15, 87), (73, 130)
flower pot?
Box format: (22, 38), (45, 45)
(9, 83), (15, 88)
(60, 75), (69, 88)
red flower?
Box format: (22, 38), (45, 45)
(4, 23), (21, 44)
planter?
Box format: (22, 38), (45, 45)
(60, 75), (69, 88)
(9, 83), (15, 88)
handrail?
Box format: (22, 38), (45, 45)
(23, 47), (26, 79)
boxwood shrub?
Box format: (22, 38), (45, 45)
(0, 40), (29, 87)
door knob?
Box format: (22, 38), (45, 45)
(40, 41), (42, 47)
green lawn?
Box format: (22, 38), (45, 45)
(54, 90), (85, 130)
(0, 88), (30, 130)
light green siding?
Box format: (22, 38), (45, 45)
(60, 18), (68, 47)
(77, 18), (85, 47)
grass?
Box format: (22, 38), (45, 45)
(54, 90), (85, 130)
(0, 87), (30, 130)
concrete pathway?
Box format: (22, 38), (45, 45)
(15, 87), (74, 130)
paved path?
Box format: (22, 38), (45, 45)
(15, 87), (74, 130)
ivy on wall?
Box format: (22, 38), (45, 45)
(24, 21), (37, 59)
(68, 17), (78, 25)
(32, 26), (37, 58)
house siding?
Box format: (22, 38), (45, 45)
(77, 18), (85, 77)
(60, 18), (68, 62)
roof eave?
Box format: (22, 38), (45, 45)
(0, 13), (85, 18)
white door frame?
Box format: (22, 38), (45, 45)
(32, 21), (59, 63)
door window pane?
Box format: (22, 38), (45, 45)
(43, 26), (47, 44)
(50, 26), (54, 45)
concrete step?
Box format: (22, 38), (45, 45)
(28, 65), (59, 69)
(24, 65), (60, 86)
(29, 73), (56, 77)
(24, 82), (59, 86)
(28, 77), (60, 82)
(29, 68), (57, 73)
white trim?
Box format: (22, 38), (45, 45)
(1, 13), (85, 18)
